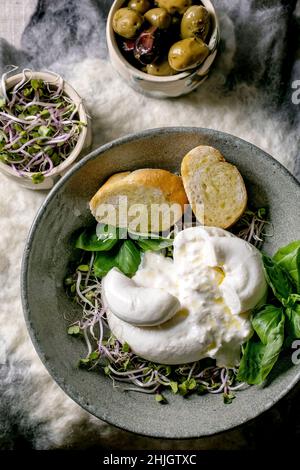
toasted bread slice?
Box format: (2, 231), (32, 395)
(90, 169), (188, 233)
(99, 171), (131, 189)
(181, 145), (247, 228)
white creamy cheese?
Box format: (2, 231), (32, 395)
(102, 267), (180, 326)
(105, 226), (268, 367)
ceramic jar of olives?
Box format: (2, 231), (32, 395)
(107, 0), (220, 98)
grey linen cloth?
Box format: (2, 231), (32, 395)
(0, 0), (300, 450)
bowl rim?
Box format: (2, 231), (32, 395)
(106, 0), (220, 83)
(21, 127), (300, 439)
(0, 70), (88, 180)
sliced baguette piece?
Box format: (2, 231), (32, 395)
(99, 171), (131, 190)
(90, 169), (188, 233)
(181, 145), (247, 228)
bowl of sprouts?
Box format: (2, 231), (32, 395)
(22, 127), (300, 438)
(0, 68), (91, 190)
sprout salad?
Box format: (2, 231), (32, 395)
(0, 68), (85, 184)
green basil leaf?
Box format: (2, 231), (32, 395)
(252, 305), (285, 345)
(93, 240), (141, 277)
(262, 254), (294, 302)
(137, 238), (173, 251)
(96, 223), (123, 241)
(75, 226), (118, 252)
(274, 240), (300, 293)
(237, 339), (283, 385)
(134, 236), (173, 252)
(284, 293), (300, 308)
(237, 341), (266, 384)
(116, 240), (141, 276)
(93, 249), (119, 277)
(128, 231), (173, 251)
(237, 305), (285, 384)
(285, 294), (300, 340)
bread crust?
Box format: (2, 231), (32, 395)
(100, 171), (131, 190)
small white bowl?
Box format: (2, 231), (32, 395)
(107, 0), (220, 98)
(0, 71), (92, 190)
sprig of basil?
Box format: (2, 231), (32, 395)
(262, 254), (294, 302)
(237, 305), (285, 384)
(274, 241), (300, 293)
(239, 241), (300, 385)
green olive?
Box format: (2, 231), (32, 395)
(128, 0), (151, 14)
(181, 6), (210, 40)
(155, 0), (192, 15)
(146, 59), (177, 76)
(112, 8), (143, 39)
(144, 8), (171, 29)
(168, 37), (209, 71)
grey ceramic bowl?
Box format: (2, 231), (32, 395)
(21, 127), (300, 439)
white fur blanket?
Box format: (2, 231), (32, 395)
(0, 0), (299, 449)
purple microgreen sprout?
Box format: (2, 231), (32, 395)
(232, 207), (272, 247)
(0, 68), (85, 183)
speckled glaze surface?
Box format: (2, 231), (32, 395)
(21, 127), (300, 439)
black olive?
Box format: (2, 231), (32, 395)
(120, 38), (136, 53)
(134, 26), (162, 65)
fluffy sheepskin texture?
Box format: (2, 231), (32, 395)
(0, 0), (300, 450)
